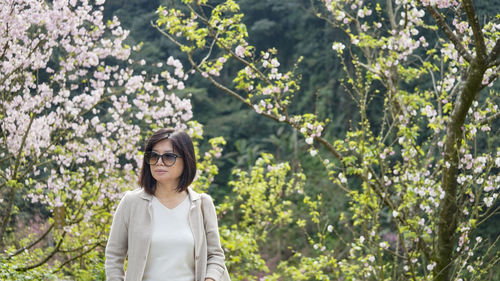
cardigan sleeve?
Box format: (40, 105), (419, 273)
(201, 194), (227, 281)
(105, 191), (130, 281)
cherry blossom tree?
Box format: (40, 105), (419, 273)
(156, 0), (499, 280)
(0, 0), (196, 278)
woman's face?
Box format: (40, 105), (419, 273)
(149, 139), (184, 186)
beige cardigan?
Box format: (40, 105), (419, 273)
(105, 187), (227, 281)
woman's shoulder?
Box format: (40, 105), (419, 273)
(199, 192), (215, 208)
(121, 188), (152, 203)
(200, 192), (213, 201)
(187, 187), (214, 207)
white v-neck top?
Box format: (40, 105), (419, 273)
(142, 195), (195, 281)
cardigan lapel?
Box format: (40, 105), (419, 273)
(187, 187), (203, 278)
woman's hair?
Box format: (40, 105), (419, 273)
(139, 128), (197, 194)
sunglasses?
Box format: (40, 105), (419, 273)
(145, 151), (181, 167)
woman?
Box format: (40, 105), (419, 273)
(105, 128), (229, 281)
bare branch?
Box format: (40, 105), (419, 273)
(7, 224), (54, 258)
(16, 231), (67, 271)
(478, 206), (500, 226)
(314, 136), (343, 161)
(186, 52), (253, 108)
(198, 31), (219, 68)
(151, 21), (184, 50)
(51, 241), (105, 273)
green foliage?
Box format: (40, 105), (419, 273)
(156, 0), (500, 280)
(0, 258), (62, 280)
(218, 153), (343, 279)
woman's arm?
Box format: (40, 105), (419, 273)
(201, 194), (227, 281)
(105, 192), (130, 281)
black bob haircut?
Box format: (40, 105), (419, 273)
(139, 128), (197, 194)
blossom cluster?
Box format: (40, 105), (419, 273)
(0, 0), (195, 270)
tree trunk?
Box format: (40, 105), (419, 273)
(434, 59), (487, 281)
(0, 185), (16, 247)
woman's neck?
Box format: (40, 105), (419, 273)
(155, 181), (185, 199)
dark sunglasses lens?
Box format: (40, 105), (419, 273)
(147, 152), (160, 165)
(162, 154), (177, 165)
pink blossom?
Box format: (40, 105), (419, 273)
(0, 0), (195, 268)
(235, 45), (246, 57)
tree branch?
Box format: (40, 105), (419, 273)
(188, 11), (276, 88)
(16, 231), (67, 271)
(487, 39), (500, 66)
(0, 112), (36, 245)
(186, 52), (253, 108)
(0, 38), (45, 86)
(421, 3), (473, 63)
(479, 69), (499, 91)
(478, 205), (500, 226)
(51, 241), (105, 273)
(0, 184), (16, 248)
(434, 57), (488, 281)
(157, 19), (349, 164)
(386, 0), (397, 30)
(7, 224), (54, 258)
(489, 58), (500, 68)
(0, 5), (15, 62)
(477, 112), (500, 126)
(462, 0), (487, 62)
(314, 136), (343, 161)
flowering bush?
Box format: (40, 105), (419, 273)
(0, 0), (195, 277)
